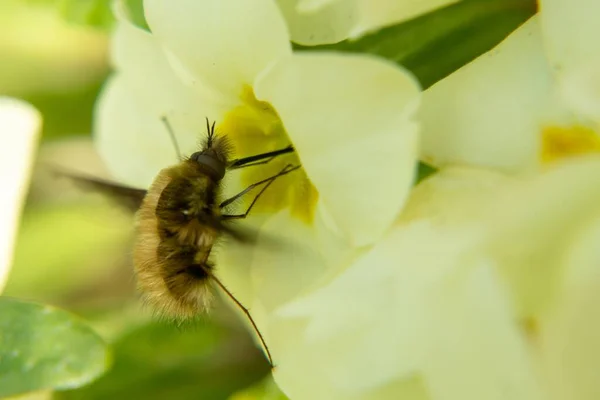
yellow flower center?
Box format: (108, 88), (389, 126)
(540, 125), (600, 163)
(218, 86), (318, 223)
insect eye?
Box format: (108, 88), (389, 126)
(190, 151), (226, 181)
(190, 151), (202, 163)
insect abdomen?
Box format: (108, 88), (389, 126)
(133, 167), (217, 319)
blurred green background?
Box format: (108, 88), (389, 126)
(1, 1), (273, 399)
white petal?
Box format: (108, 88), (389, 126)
(297, 0), (344, 12)
(96, 16), (226, 187)
(249, 211), (337, 311)
(419, 17), (569, 172)
(555, 60), (600, 124)
(351, 0), (460, 37)
(256, 52), (421, 247)
(144, 0), (291, 98)
(276, 0), (359, 45)
(482, 156), (600, 317)
(275, 222), (498, 396)
(111, 8), (226, 118)
(95, 76), (177, 187)
(421, 261), (543, 400)
(399, 166), (516, 227)
(538, 0), (600, 75)
(538, 214), (600, 400)
(275, 222), (542, 399)
(539, 0), (600, 123)
(215, 209), (351, 339)
(0, 98), (41, 293)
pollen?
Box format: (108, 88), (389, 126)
(218, 85), (318, 223)
(540, 125), (600, 163)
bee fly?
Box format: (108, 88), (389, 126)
(61, 118), (299, 366)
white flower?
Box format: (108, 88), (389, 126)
(100, 0), (419, 245)
(0, 98), (41, 293)
(259, 0), (600, 394)
(275, 0), (460, 45)
(97, 0), (420, 361)
(418, 0), (600, 172)
(272, 156), (600, 399)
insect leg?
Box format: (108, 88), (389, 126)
(220, 164), (300, 218)
(227, 145), (295, 170)
(208, 271), (274, 367)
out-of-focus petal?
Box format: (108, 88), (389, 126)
(419, 17), (568, 172)
(399, 166), (516, 227)
(538, 0), (600, 75)
(539, 0), (600, 123)
(0, 98), (41, 293)
(420, 259), (542, 400)
(256, 52), (421, 247)
(297, 0), (344, 12)
(538, 214), (600, 400)
(251, 209), (352, 312)
(482, 156), (600, 317)
(351, 0), (460, 37)
(274, 222), (540, 399)
(144, 0), (291, 98)
(111, 7), (227, 125)
(276, 0), (359, 45)
(215, 209), (351, 366)
(95, 76), (180, 187)
(96, 15), (226, 187)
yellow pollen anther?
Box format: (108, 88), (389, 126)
(219, 85), (318, 223)
(541, 125), (600, 163)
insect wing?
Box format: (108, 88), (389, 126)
(54, 168), (147, 212)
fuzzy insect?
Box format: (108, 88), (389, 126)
(62, 118), (298, 366)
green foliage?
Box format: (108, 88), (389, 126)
(57, 0), (115, 30)
(20, 0), (148, 31)
(416, 162), (437, 183)
(21, 0), (115, 29)
(0, 297), (109, 397)
(4, 202), (133, 302)
(295, 0), (537, 89)
(22, 82), (107, 140)
(120, 0), (150, 31)
(56, 319), (270, 400)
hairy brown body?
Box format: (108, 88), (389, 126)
(60, 119), (298, 365)
(134, 139), (230, 319)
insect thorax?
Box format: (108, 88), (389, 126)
(155, 162), (223, 261)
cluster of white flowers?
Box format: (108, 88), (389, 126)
(96, 0), (600, 399)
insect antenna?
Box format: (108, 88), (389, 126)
(208, 272), (274, 367)
(205, 117), (217, 148)
(161, 116), (182, 161)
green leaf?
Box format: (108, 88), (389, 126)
(57, 0), (150, 32)
(19, 0), (149, 31)
(56, 318), (270, 400)
(0, 297), (110, 397)
(295, 0), (537, 88)
(416, 162), (437, 183)
(120, 0), (150, 32)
